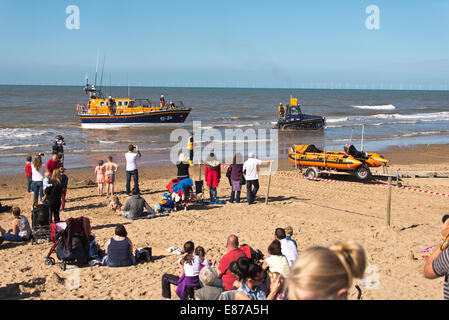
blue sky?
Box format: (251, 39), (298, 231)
(0, 0), (448, 88)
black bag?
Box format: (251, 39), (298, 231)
(56, 232), (89, 262)
(239, 175), (246, 185)
(33, 204), (50, 227)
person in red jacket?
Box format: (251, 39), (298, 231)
(46, 153), (61, 175)
(204, 152), (221, 203)
(25, 155), (32, 193)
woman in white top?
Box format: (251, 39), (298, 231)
(263, 240), (291, 279)
(31, 154), (45, 202)
(0, 207), (32, 243)
(161, 241), (202, 300)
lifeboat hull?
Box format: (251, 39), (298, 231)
(78, 109), (191, 128)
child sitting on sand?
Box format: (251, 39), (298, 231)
(195, 246), (213, 269)
(109, 196), (122, 213)
(95, 160), (105, 196)
(285, 226), (298, 249)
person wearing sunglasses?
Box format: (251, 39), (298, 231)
(234, 257), (281, 300)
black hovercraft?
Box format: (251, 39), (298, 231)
(275, 97), (325, 131)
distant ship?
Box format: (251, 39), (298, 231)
(77, 78), (191, 128)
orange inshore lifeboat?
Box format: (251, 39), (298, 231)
(288, 145), (363, 170)
(288, 144), (389, 181)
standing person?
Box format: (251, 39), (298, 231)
(46, 153), (61, 176)
(102, 156), (118, 196)
(243, 152), (262, 205)
(274, 228), (298, 267)
(424, 216), (449, 299)
(226, 153), (244, 203)
(0, 207), (32, 243)
(204, 153), (220, 203)
(60, 167), (68, 212)
(31, 154), (45, 202)
(47, 168), (63, 223)
(25, 155), (32, 193)
(187, 133), (194, 166)
(176, 153), (190, 181)
(217, 235), (247, 291)
(125, 144), (141, 196)
(95, 160), (105, 196)
(278, 103), (285, 120)
(161, 241), (202, 300)
(160, 95), (166, 108)
(287, 241), (366, 300)
(52, 135), (65, 165)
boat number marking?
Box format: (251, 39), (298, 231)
(160, 116), (173, 121)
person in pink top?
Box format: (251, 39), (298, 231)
(95, 160), (105, 196)
(102, 156), (118, 196)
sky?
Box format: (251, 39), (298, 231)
(0, 0), (448, 89)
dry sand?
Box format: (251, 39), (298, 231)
(1, 144), (449, 300)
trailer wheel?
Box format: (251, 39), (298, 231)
(354, 165), (371, 181)
(304, 167), (319, 179)
(45, 257), (55, 266)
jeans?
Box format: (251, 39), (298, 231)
(27, 177), (32, 193)
(32, 181), (43, 201)
(105, 254), (136, 267)
(126, 170), (139, 195)
(246, 179), (259, 204)
(0, 229), (26, 242)
(230, 191), (241, 203)
(209, 188), (217, 202)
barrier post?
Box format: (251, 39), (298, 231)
(265, 161), (273, 205)
(386, 176), (392, 226)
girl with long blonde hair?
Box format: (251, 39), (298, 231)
(31, 154), (44, 201)
(287, 241), (366, 300)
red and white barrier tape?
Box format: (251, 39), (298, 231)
(219, 164), (449, 198)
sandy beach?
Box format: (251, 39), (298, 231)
(1, 144), (449, 300)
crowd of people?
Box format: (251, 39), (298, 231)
(3, 134), (449, 301)
(157, 230), (369, 301)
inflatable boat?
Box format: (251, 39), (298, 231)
(288, 144), (389, 180)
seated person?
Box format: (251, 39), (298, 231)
(0, 207), (32, 243)
(344, 144), (368, 159)
(102, 224), (136, 267)
(262, 240), (290, 279)
(161, 241), (202, 300)
(233, 257), (281, 300)
(116, 188), (156, 220)
(195, 267), (224, 300)
(109, 196), (122, 213)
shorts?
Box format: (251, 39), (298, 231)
(106, 173), (115, 183)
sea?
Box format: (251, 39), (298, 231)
(1, 85), (448, 175)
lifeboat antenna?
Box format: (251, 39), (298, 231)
(99, 54), (106, 97)
(94, 48), (99, 86)
(361, 124), (365, 151)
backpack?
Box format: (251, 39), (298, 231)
(239, 244), (264, 261)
